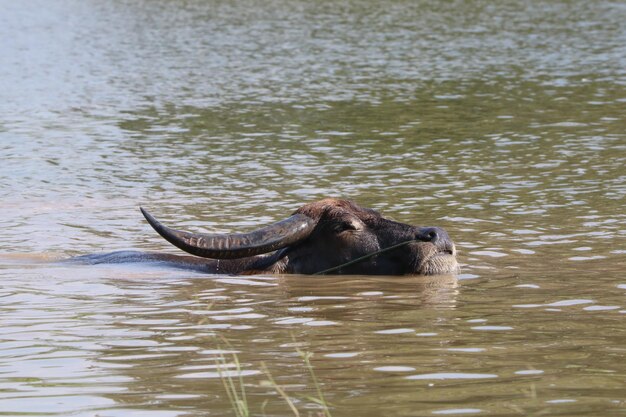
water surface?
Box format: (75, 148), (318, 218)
(1, 1), (625, 416)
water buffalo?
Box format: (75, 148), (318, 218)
(81, 199), (458, 276)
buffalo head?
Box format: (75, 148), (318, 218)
(141, 199), (458, 276)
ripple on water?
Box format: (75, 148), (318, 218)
(324, 352), (360, 358)
(374, 366), (416, 372)
(304, 320), (338, 326)
(375, 328), (414, 334)
(471, 326), (513, 331)
(569, 255), (606, 261)
(583, 305), (620, 311)
(514, 370), (544, 375)
(432, 409), (484, 415)
(176, 369), (262, 379)
(0, 396), (117, 415)
(214, 278), (276, 287)
(511, 249), (535, 254)
(211, 313), (267, 321)
(103, 340), (162, 347)
(545, 299), (594, 307)
(297, 296), (352, 302)
(198, 349), (240, 356)
(287, 306), (315, 312)
(545, 399), (577, 404)
(458, 273), (480, 280)
(469, 251), (507, 258)
(155, 394), (203, 399)
(406, 373), (498, 380)
(273, 317), (314, 325)
(445, 348), (486, 353)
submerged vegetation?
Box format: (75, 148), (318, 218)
(216, 352), (249, 417)
(216, 342), (332, 417)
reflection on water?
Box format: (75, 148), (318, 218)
(1, 0), (625, 416)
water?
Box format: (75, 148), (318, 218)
(1, 0), (625, 415)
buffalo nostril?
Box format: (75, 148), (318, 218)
(417, 227), (440, 243)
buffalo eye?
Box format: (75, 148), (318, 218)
(331, 221), (357, 234)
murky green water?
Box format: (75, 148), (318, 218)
(1, 1), (625, 416)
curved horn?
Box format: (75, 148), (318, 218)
(140, 208), (317, 259)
